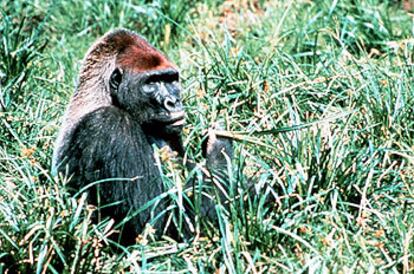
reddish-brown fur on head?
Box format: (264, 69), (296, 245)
(104, 29), (175, 72)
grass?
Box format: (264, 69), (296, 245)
(1, 0), (413, 273)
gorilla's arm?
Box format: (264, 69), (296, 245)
(60, 106), (166, 234)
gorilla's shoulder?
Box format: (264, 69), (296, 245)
(82, 106), (126, 123)
(71, 106), (142, 149)
(77, 106), (135, 133)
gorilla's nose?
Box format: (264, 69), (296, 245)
(163, 96), (182, 113)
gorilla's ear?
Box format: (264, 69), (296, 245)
(109, 68), (123, 91)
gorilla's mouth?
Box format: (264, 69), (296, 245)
(159, 111), (185, 126)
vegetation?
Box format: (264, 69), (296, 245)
(1, 0), (413, 272)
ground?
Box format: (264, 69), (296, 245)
(0, 0), (413, 273)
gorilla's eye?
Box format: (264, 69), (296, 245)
(142, 83), (158, 94)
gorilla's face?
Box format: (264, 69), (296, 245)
(109, 67), (185, 136)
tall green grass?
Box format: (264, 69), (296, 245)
(1, 0), (413, 272)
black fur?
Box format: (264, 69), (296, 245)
(61, 106), (168, 239)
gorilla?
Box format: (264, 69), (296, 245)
(52, 29), (232, 244)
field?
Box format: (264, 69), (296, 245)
(1, 0), (414, 273)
